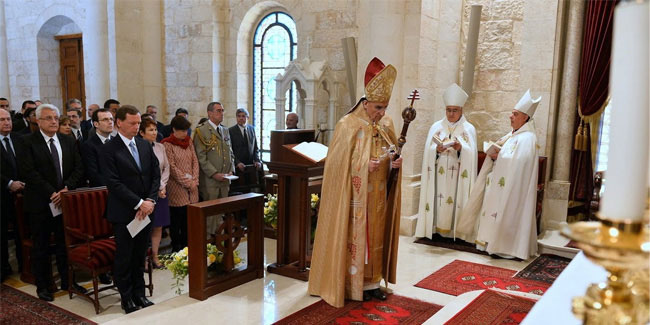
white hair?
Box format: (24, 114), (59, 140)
(35, 104), (60, 119)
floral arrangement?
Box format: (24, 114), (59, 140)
(264, 193), (278, 229)
(310, 193), (320, 209)
(161, 244), (243, 295)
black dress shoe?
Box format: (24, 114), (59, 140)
(121, 299), (140, 314)
(132, 296), (154, 308)
(363, 290), (372, 301)
(37, 288), (54, 302)
(370, 288), (387, 300)
(98, 273), (112, 285)
(62, 282), (88, 294)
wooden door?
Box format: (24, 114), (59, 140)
(55, 34), (85, 114)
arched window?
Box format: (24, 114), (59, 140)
(252, 11), (297, 162)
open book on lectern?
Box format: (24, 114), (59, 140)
(286, 142), (328, 164)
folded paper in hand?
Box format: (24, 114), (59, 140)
(224, 175), (239, 181)
(433, 134), (456, 148)
(290, 142), (328, 163)
(483, 141), (501, 156)
(127, 215), (151, 238)
(49, 202), (62, 217)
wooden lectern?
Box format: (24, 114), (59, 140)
(266, 129), (324, 281)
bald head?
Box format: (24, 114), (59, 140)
(286, 112), (299, 129)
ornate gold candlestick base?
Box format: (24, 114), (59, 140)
(562, 218), (649, 325)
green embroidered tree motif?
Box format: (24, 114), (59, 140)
(498, 177), (505, 187)
(461, 169), (468, 179)
(425, 203), (430, 212)
(446, 197), (454, 205)
(438, 166), (445, 175)
(486, 177), (490, 186)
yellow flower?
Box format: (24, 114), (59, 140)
(234, 257), (241, 264)
(182, 247), (188, 255)
(174, 255), (182, 261)
(209, 254), (216, 263)
(183, 260), (188, 267)
(264, 207), (269, 215)
(268, 200), (275, 208)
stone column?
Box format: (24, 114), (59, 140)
(303, 98), (315, 129)
(327, 98), (336, 143)
(543, 0), (586, 230)
(0, 0), (10, 99)
(275, 95), (286, 130)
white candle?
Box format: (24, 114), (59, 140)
(600, 1), (649, 221)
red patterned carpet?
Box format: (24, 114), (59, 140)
(0, 284), (96, 324)
(444, 290), (536, 325)
(415, 260), (549, 296)
(273, 294), (442, 324)
(514, 254), (571, 284)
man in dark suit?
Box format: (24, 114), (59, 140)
(100, 105), (159, 313)
(13, 100), (36, 133)
(0, 98), (11, 116)
(81, 108), (114, 187)
(65, 99), (86, 142)
(0, 109), (24, 281)
(80, 103), (99, 137)
(229, 108), (261, 171)
(145, 105), (165, 142)
(160, 107), (191, 139)
(17, 104), (86, 301)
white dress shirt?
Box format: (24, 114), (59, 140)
(40, 130), (63, 178)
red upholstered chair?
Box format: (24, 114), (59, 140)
(61, 187), (116, 314)
(61, 187), (155, 314)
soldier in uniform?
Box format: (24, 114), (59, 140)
(193, 102), (235, 236)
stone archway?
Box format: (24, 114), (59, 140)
(37, 15), (82, 108)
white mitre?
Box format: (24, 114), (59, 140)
(514, 89), (542, 117)
(443, 83), (469, 107)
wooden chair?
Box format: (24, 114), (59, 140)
(588, 171), (604, 220)
(61, 187), (153, 314)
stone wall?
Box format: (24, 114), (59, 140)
(460, 0), (559, 156)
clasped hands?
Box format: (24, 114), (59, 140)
(369, 155), (403, 172)
(436, 142), (462, 153)
(489, 148), (500, 161)
(212, 172), (233, 181)
(136, 200), (155, 220)
(237, 161), (262, 172)
(50, 186), (68, 208)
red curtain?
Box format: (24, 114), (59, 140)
(569, 0), (616, 203)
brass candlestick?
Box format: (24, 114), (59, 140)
(561, 215), (649, 324)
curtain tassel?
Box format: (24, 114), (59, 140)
(581, 121), (589, 152)
(574, 119), (585, 151)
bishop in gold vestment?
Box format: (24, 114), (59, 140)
(308, 58), (402, 308)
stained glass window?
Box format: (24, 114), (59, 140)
(253, 12), (297, 162)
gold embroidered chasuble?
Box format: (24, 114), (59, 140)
(308, 103), (402, 308)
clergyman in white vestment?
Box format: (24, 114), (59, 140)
(457, 89), (540, 260)
(416, 83), (478, 242)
